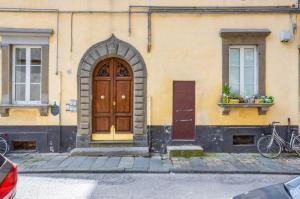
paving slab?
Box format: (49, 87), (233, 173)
(149, 157), (170, 172)
(57, 156), (77, 169)
(40, 155), (68, 169)
(76, 157), (97, 171)
(100, 157), (123, 172)
(63, 157), (87, 171)
(126, 157), (150, 172)
(90, 157), (109, 170)
(118, 157), (134, 169)
(189, 158), (210, 172)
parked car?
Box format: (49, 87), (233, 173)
(232, 176), (300, 199)
(0, 154), (18, 199)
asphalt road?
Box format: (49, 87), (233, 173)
(16, 173), (296, 199)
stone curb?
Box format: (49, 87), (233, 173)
(18, 169), (300, 175)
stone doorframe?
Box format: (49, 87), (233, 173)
(77, 35), (147, 147)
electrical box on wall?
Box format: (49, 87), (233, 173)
(280, 30), (292, 42)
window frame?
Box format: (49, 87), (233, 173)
(12, 45), (43, 105)
(229, 45), (259, 97)
(220, 29), (271, 97)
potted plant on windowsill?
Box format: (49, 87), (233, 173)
(222, 84), (231, 103)
(260, 96), (274, 104)
(229, 93), (240, 104)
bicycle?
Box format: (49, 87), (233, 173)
(0, 134), (8, 155)
(257, 121), (300, 158)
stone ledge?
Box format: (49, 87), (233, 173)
(0, 104), (50, 117)
(218, 103), (274, 115)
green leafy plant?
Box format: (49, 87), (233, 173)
(223, 84), (231, 96)
(258, 96), (274, 103)
(222, 84), (231, 103)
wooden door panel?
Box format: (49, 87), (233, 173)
(115, 80), (131, 113)
(93, 117), (111, 132)
(115, 117), (131, 132)
(94, 80), (111, 113)
(173, 81), (195, 140)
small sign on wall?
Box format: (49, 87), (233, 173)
(66, 99), (77, 112)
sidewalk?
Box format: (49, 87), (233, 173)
(7, 153), (300, 175)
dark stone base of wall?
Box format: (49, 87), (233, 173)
(0, 126), (77, 153)
(1, 125), (297, 153)
(149, 125), (299, 153)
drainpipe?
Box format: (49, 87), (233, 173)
(58, 71), (63, 152)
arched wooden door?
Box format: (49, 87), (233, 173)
(92, 58), (133, 141)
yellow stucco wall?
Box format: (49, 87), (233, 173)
(0, 0), (297, 10)
(0, 0), (299, 126)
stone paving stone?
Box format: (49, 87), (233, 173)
(102, 157), (121, 170)
(233, 154), (272, 172)
(149, 157), (170, 172)
(63, 157), (87, 171)
(126, 157), (150, 172)
(7, 153), (30, 165)
(220, 154), (250, 172)
(162, 159), (173, 170)
(202, 156), (236, 172)
(76, 157), (97, 170)
(56, 156), (77, 169)
(40, 155), (68, 169)
(90, 157), (108, 170)
(170, 158), (193, 172)
(118, 157), (134, 169)
(275, 155), (300, 172)
(256, 156), (300, 173)
(21, 154), (57, 170)
(189, 158), (210, 172)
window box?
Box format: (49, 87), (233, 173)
(218, 103), (273, 115)
(0, 104), (50, 117)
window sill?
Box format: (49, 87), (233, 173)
(0, 104), (50, 117)
(218, 103), (274, 115)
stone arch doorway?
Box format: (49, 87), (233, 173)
(92, 57), (133, 141)
(77, 35), (147, 147)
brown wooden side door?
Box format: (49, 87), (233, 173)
(172, 81), (195, 140)
(92, 58), (133, 141)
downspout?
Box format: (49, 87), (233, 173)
(58, 71), (62, 152)
(56, 10), (60, 75)
(147, 11), (152, 52)
(56, 10), (61, 151)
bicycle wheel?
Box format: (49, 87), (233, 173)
(0, 138), (8, 155)
(292, 135), (300, 156)
(257, 135), (282, 158)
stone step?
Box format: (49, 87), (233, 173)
(89, 141), (134, 148)
(70, 147), (149, 157)
(167, 145), (204, 158)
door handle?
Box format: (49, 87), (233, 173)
(100, 95), (105, 100)
(113, 101), (116, 106)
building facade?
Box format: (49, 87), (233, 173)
(0, 0), (299, 153)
